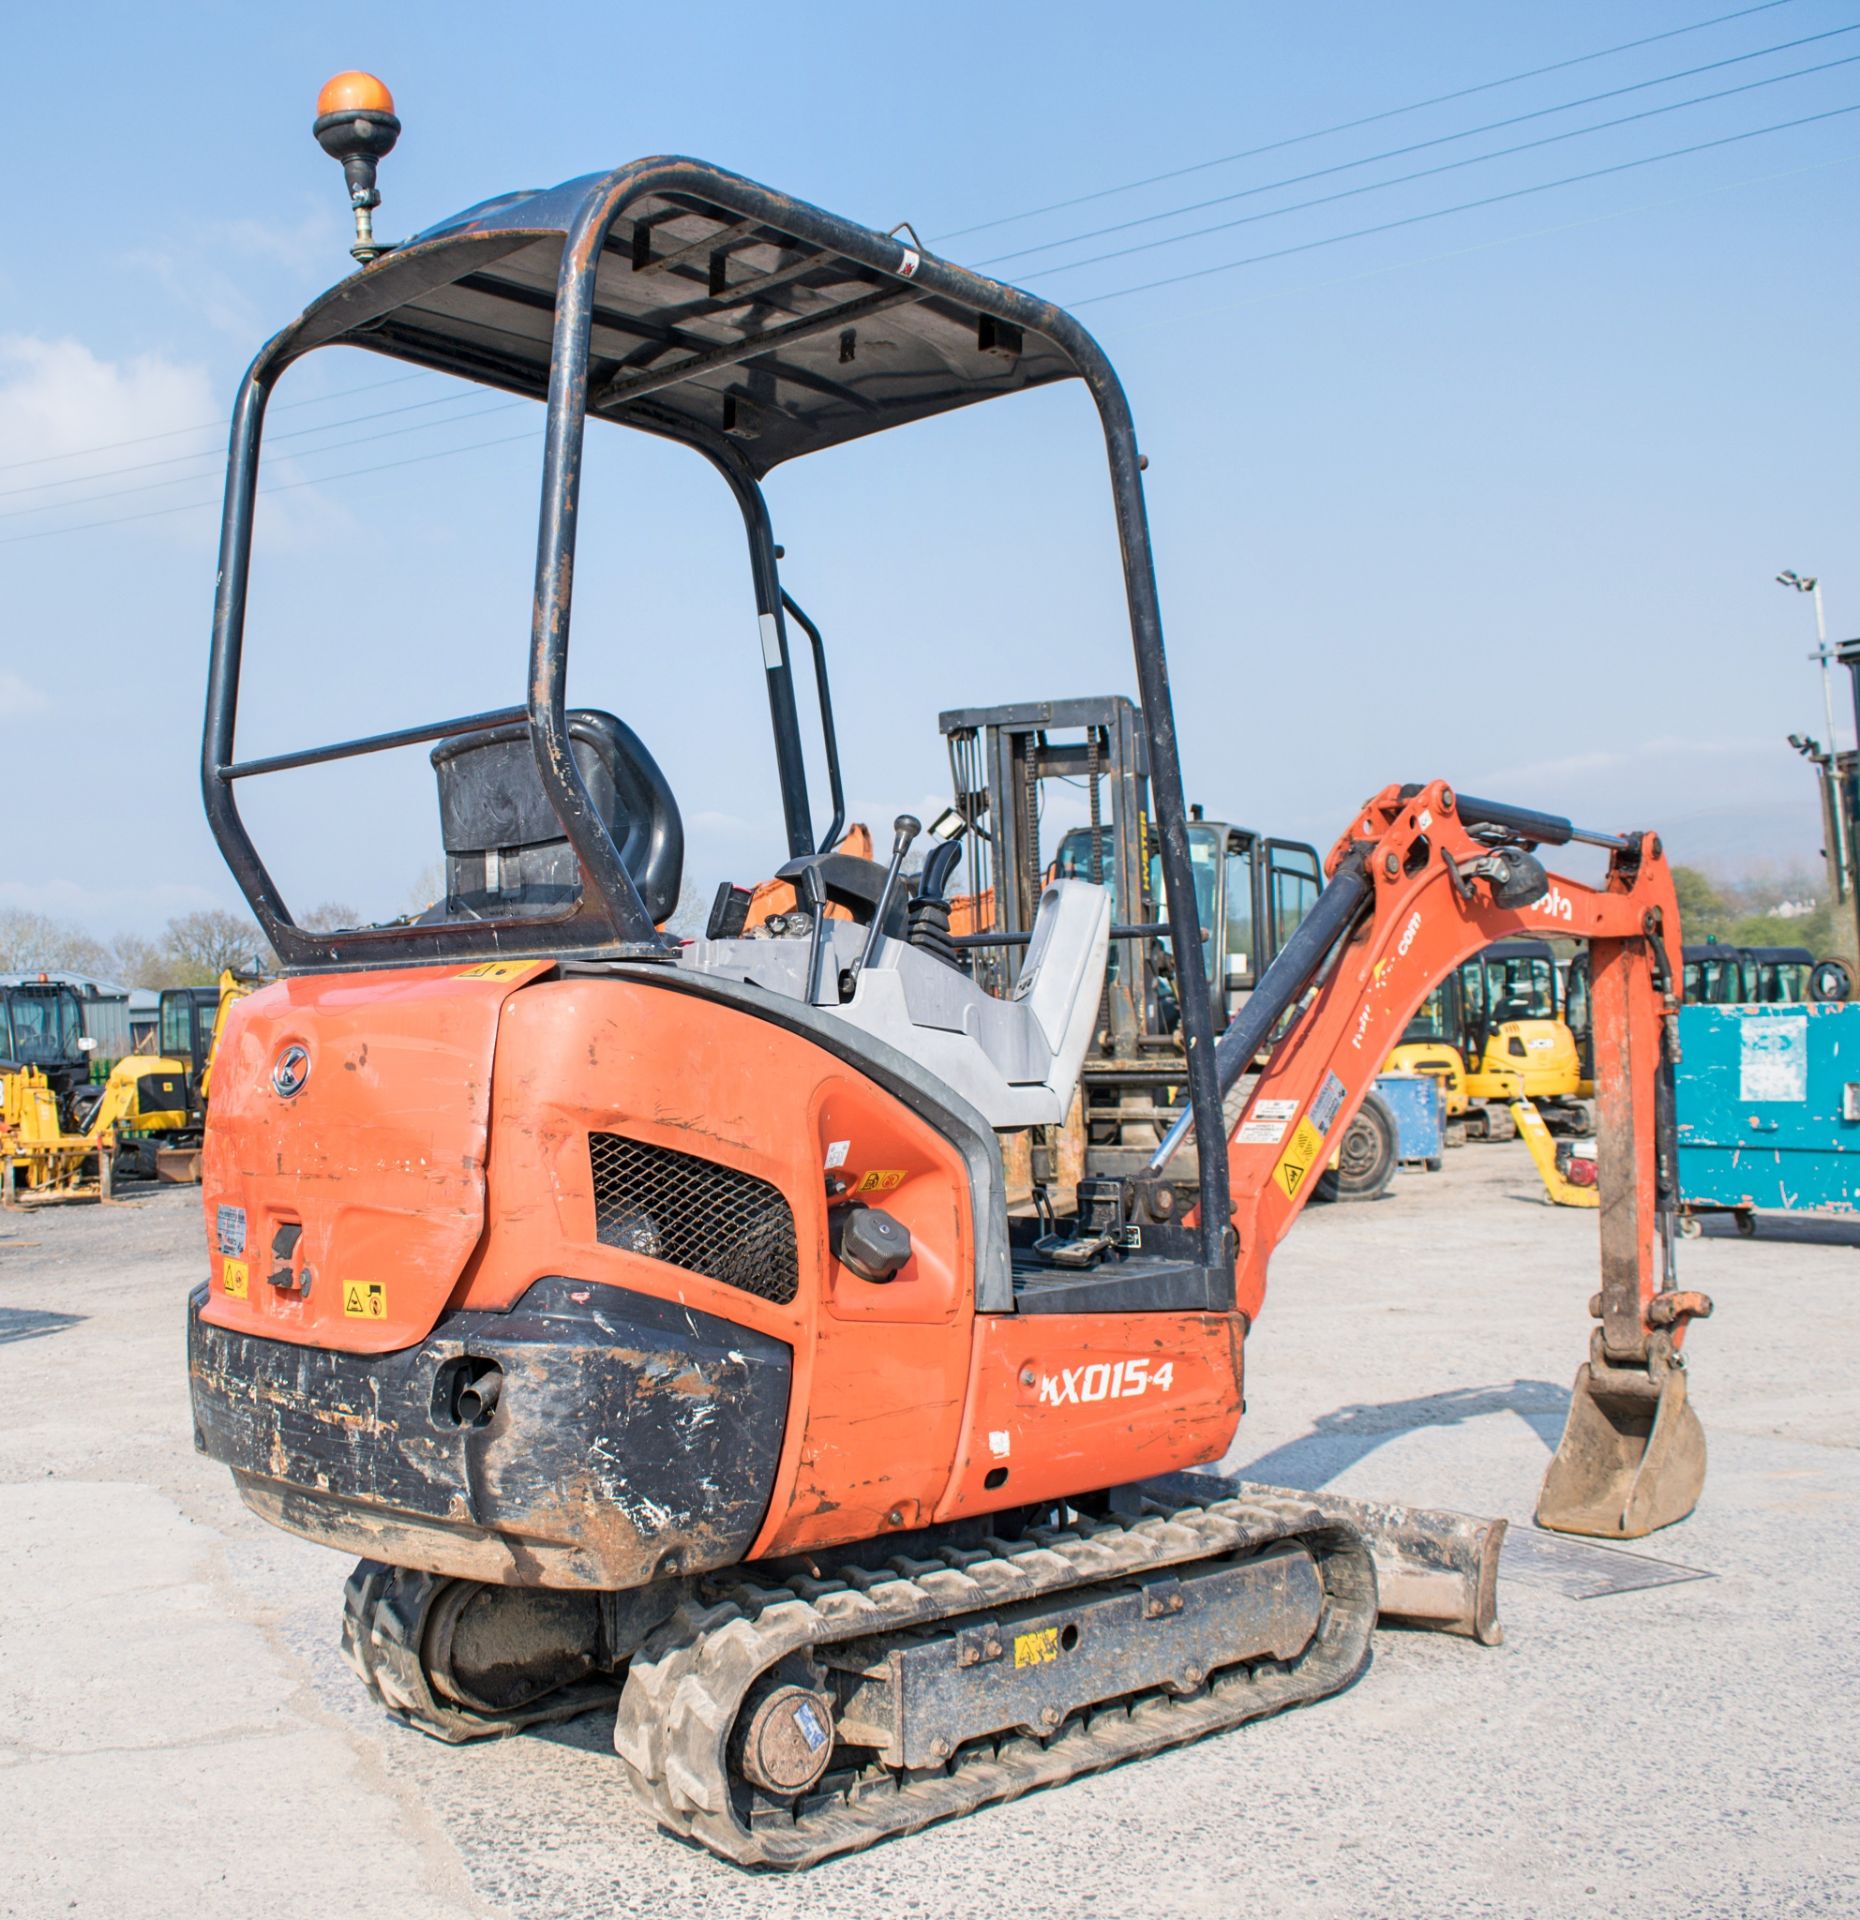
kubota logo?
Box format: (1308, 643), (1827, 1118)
(271, 1044), (311, 1097)
(1532, 885), (1574, 923)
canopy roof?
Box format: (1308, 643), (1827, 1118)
(269, 161), (1083, 477)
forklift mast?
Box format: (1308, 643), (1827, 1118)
(942, 696), (1153, 1049)
(940, 695), (1330, 1189)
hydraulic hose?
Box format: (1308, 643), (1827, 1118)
(1148, 847), (1374, 1175)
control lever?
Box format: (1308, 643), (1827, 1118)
(797, 860), (831, 1006)
(846, 815), (920, 995)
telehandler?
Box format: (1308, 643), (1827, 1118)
(187, 77), (1710, 1869)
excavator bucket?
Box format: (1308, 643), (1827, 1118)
(1536, 1355), (1706, 1539)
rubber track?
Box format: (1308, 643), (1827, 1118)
(340, 1559), (616, 1744)
(614, 1488), (1378, 1868)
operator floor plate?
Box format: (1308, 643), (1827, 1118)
(1500, 1526), (1712, 1599)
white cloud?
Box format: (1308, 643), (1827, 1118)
(0, 671), (49, 719)
(0, 333), (355, 552)
(0, 335), (217, 473)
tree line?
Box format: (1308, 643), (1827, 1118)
(1669, 865), (1855, 964)
(0, 903), (355, 989)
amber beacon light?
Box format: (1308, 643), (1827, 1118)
(312, 71), (401, 263)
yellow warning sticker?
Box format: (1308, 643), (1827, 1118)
(1014, 1628), (1059, 1669)
(854, 1168), (907, 1194)
(456, 961), (532, 981)
(221, 1257), (249, 1299)
(343, 1281), (388, 1320)
(1273, 1118), (1325, 1200)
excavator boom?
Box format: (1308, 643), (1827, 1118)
(1147, 779), (1710, 1538)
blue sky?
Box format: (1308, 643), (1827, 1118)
(4, 1), (1857, 936)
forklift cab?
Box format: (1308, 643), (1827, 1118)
(1681, 943), (1815, 1005)
(158, 987), (225, 1096)
(0, 981), (87, 1075)
(1464, 940), (1559, 1050)
(1049, 818), (1320, 1025)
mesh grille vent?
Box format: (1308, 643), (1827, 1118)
(589, 1132), (798, 1305)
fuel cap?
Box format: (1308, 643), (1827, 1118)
(830, 1203), (913, 1283)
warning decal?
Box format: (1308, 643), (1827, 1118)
(1273, 1119), (1326, 1199)
(1236, 1119), (1288, 1146)
(1014, 1628), (1059, 1668)
(1310, 1072), (1348, 1137)
(854, 1169), (907, 1194)
(343, 1281), (388, 1320)
(456, 961), (533, 981)
(221, 1257), (249, 1299)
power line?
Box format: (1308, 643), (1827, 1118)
(4, 68), (1846, 544)
(0, 398), (530, 523)
(0, 385), (522, 505)
(932, 0), (1806, 241)
(976, 23), (1860, 270)
(0, 426), (543, 548)
(1026, 52), (1860, 284)
(1071, 99), (1860, 307)
(1130, 146), (1858, 330)
(0, 368), (434, 476)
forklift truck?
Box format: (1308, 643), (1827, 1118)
(941, 696), (1396, 1199)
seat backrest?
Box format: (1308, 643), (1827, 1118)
(1010, 880), (1113, 1106)
(431, 710), (683, 924)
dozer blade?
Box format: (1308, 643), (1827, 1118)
(1536, 1354), (1705, 1539)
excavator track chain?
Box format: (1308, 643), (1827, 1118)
(339, 1559), (617, 1744)
(615, 1487), (1377, 1869)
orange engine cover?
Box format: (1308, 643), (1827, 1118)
(194, 964), (1248, 1575)
(198, 960), (549, 1354)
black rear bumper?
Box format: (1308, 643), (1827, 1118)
(188, 1275), (791, 1590)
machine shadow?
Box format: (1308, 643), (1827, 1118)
(0, 1306), (87, 1346)
(1227, 1378), (1570, 1490)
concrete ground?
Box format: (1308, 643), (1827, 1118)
(2, 1145), (1855, 1919)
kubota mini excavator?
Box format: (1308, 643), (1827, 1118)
(187, 79), (1710, 1869)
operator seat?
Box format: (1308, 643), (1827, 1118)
(680, 879), (1113, 1130)
(430, 710), (683, 923)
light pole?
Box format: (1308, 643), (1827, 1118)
(1778, 569), (1835, 751)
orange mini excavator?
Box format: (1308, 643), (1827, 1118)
(188, 80), (1710, 1868)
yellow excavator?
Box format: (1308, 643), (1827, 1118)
(1383, 938), (1587, 1143)
(2, 973), (256, 1198)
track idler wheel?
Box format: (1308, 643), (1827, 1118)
(340, 1560), (617, 1742)
(1536, 1342), (1706, 1539)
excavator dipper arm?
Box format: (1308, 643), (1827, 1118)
(1153, 779), (1711, 1538)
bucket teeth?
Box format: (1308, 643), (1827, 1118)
(1536, 1356), (1706, 1539)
